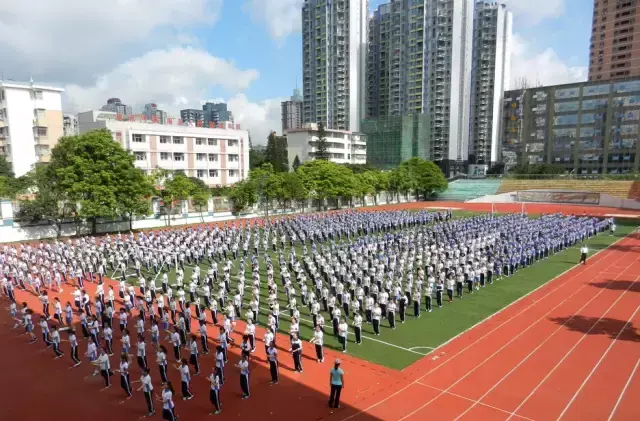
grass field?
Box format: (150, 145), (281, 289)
(115, 212), (636, 370)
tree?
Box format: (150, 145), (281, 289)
(249, 163), (282, 219)
(192, 189), (210, 222)
(249, 146), (267, 170)
(116, 166), (154, 231)
(400, 157), (448, 200)
(280, 172), (308, 212)
(160, 173), (196, 226)
(314, 122), (329, 161)
(265, 131), (289, 172)
(372, 170), (390, 205)
(228, 180), (257, 217)
(487, 162), (505, 175)
(292, 155), (301, 172)
(48, 129), (150, 234)
(297, 160), (354, 210)
(389, 166), (413, 201)
(0, 154), (13, 178)
(355, 171), (376, 206)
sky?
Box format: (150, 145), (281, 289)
(0, 0), (591, 144)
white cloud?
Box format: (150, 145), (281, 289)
(226, 94), (286, 144)
(0, 0), (222, 83)
(64, 47), (259, 111)
(510, 33), (587, 88)
(505, 0), (566, 26)
(243, 0), (304, 42)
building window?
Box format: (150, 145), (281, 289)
(134, 152), (146, 161)
(132, 134), (145, 143)
(197, 169), (206, 178)
(34, 127), (48, 137)
(227, 139), (239, 147)
(228, 154), (239, 162)
(209, 169), (219, 177)
(208, 154), (218, 162)
(159, 136), (170, 144)
(196, 138), (205, 145)
(160, 152), (170, 160)
(229, 170), (237, 177)
(34, 109), (46, 120)
(173, 153), (184, 161)
(196, 153), (207, 161)
(30, 90), (43, 100)
(173, 136), (183, 144)
(207, 138), (217, 146)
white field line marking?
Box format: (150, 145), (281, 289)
(557, 303), (640, 421)
(607, 356), (640, 421)
(416, 381), (535, 421)
(409, 346), (436, 351)
(403, 257), (637, 421)
(507, 273), (640, 420)
(341, 234), (631, 421)
(258, 306), (428, 356)
(452, 270), (640, 421)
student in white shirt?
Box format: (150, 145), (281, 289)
(208, 370), (222, 415)
(215, 345), (226, 385)
(289, 333), (304, 372)
(188, 335), (201, 375)
(309, 325), (325, 363)
(580, 245), (589, 264)
(266, 343), (279, 384)
(156, 345), (169, 384)
(236, 354), (250, 399)
(136, 336), (148, 371)
(338, 319), (349, 352)
(116, 353), (133, 400)
(137, 367), (155, 416)
(175, 358), (194, 400)
(91, 348), (112, 390)
(50, 325), (64, 359)
(157, 382), (177, 421)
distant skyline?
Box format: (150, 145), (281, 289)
(0, 0), (591, 143)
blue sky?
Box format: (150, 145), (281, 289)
(0, 0), (593, 143)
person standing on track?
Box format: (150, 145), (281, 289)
(137, 367), (155, 417)
(117, 353), (133, 401)
(208, 370), (222, 415)
(328, 359), (344, 411)
(266, 342), (279, 384)
(236, 354), (251, 399)
(310, 324), (325, 362)
(579, 244), (589, 265)
(175, 358), (194, 400)
(290, 332), (304, 372)
(157, 381), (178, 421)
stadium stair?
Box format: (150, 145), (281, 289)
(437, 179), (502, 202)
(497, 179), (633, 199)
(628, 181), (640, 201)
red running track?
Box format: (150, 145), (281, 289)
(330, 233), (640, 421)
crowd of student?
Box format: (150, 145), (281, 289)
(0, 209), (613, 419)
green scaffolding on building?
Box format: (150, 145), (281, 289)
(361, 114), (431, 170)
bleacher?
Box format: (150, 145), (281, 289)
(437, 179), (502, 201)
(627, 181), (640, 200)
(497, 179), (634, 199)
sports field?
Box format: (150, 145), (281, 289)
(1, 202), (639, 421)
(114, 211), (633, 370)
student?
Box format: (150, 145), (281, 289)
(156, 345), (169, 384)
(266, 342), (279, 384)
(136, 336), (148, 371)
(188, 334), (200, 375)
(169, 327), (181, 362)
(215, 345), (225, 386)
(337, 318), (348, 352)
(580, 244), (589, 264)
(157, 381), (177, 421)
(372, 304), (381, 336)
(353, 312), (363, 345)
(310, 325), (325, 363)
(92, 348), (113, 390)
(121, 328), (131, 356)
(236, 354), (250, 399)
(137, 367), (155, 416)
(50, 325), (64, 359)
(175, 358), (194, 400)
(328, 359), (344, 410)
(208, 370), (222, 415)
(103, 323), (114, 356)
(117, 353), (133, 400)
(290, 332), (304, 372)
(67, 328), (81, 367)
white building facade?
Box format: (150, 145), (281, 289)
(286, 123), (367, 166)
(302, 0), (368, 132)
(78, 112), (249, 186)
(0, 81), (64, 176)
(469, 1), (512, 170)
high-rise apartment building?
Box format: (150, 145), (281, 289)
(63, 114), (78, 137)
(0, 81), (64, 176)
(100, 98), (132, 116)
(589, 0), (640, 82)
(180, 109), (205, 125)
(364, 0), (474, 175)
(202, 102), (234, 127)
(469, 1), (512, 168)
(302, 0), (368, 132)
(143, 103), (168, 124)
(282, 88), (304, 133)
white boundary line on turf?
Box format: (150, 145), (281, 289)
(607, 356), (640, 421)
(404, 253), (637, 421)
(415, 381), (535, 421)
(258, 306), (429, 356)
(451, 268), (640, 421)
(506, 275), (640, 420)
(340, 234), (631, 421)
(409, 346), (436, 351)
(556, 303), (640, 421)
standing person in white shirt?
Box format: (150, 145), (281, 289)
(136, 367), (155, 416)
(337, 319), (349, 352)
(289, 332), (304, 372)
(310, 325), (325, 362)
(580, 244), (589, 265)
(91, 348), (113, 390)
(372, 303), (382, 336)
(353, 312), (363, 345)
(188, 334), (201, 375)
(208, 370), (222, 415)
(266, 343), (279, 384)
(236, 354), (250, 399)
(157, 381), (177, 421)
(175, 358), (194, 400)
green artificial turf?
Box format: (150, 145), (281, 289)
(121, 214), (637, 370)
